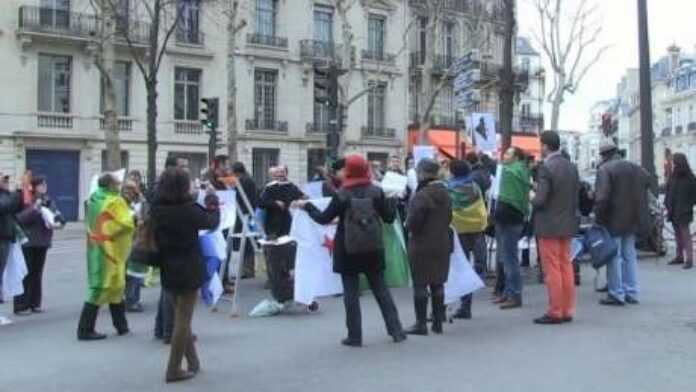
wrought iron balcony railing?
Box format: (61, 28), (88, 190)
(362, 49), (396, 65)
(409, 52), (455, 74)
(306, 122), (328, 134)
(247, 33), (288, 48)
(362, 126), (396, 138)
(246, 119), (288, 133)
(176, 28), (205, 46)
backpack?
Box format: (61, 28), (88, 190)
(341, 190), (384, 255)
(582, 225), (618, 270)
(450, 183), (488, 234)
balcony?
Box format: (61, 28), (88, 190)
(361, 49), (396, 65)
(518, 115), (544, 131)
(362, 126), (396, 139)
(306, 122), (328, 134)
(689, 122), (696, 132)
(300, 39), (347, 65)
(37, 113), (73, 129)
(409, 52), (455, 74)
(246, 119), (288, 133)
(661, 127), (672, 137)
(247, 33), (288, 49)
(176, 28), (205, 46)
(99, 117), (133, 132)
(409, 0), (505, 20)
(675, 125), (684, 135)
(17, 6), (150, 48)
(174, 120), (203, 135)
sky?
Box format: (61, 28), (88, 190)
(516, 0), (696, 132)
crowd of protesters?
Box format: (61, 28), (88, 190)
(1, 129), (695, 382)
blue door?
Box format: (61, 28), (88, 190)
(26, 150), (80, 221)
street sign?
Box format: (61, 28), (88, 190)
(455, 89), (480, 109)
(454, 69), (481, 93)
(453, 50), (480, 74)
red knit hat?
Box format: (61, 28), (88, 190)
(341, 155), (372, 189)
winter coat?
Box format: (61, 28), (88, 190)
(305, 184), (395, 275)
(594, 155), (650, 236)
(469, 164), (492, 194)
(531, 153), (580, 238)
(259, 181), (305, 238)
(151, 200), (220, 293)
(407, 180), (453, 285)
(665, 173), (696, 225)
(0, 189), (22, 241)
(15, 196), (63, 248)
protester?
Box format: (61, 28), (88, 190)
(13, 176), (64, 315)
(77, 173), (134, 341)
(406, 158), (452, 335)
(664, 153), (696, 270)
(371, 161), (385, 182)
(594, 140), (650, 306)
(465, 152), (492, 194)
(448, 160), (488, 320)
(296, 155), (406, 347)
(0, 173), (24, 325)
(530, 131), (580, 324)
(387, 156), (404, 175)
(322, 159), (345, 197)
(259, 166), (306, 305)
(123, 180), (148, 313)
(150, 168), (220, 383)
(231, 162), (258, 279)
(493, 147), (531, 309)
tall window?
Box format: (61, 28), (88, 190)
(314, 71), (330, 132)
(368, 14), (386, 59)
(252, 148), (279, 187)
(307, 149), (326, 181)
(521, 57), (530, 71)
(177, 0), (201, 44)
(254, 69), (277, 128)
(114, 0), (129, 32)
(40, 0), (70, 28)
(38, 54), (71, 113)
(442, 22), (454, 59)
(435, 85), (453, 122)
(174, 67), (202, 121)
(101, 61), (131, 116)
(256, 0), (276, 37)
(314, 6), (333, 44)
(418, 17), (427, 63)
(367, 82), (387, 130)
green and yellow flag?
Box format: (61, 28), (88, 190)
(85, 188), (135, 305)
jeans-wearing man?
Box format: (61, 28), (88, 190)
(608, 235), (639, 303)
(496, 223), (525, 303)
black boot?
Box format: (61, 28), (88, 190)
(453, 295), (472, 320)
(109, 302), (130, 335)
(574, 263), (581, 286)
(431, 290), (445, 334)
(77, 302), (107, 341)
(405, 295), (428, 336)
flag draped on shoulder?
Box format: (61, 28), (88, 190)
(85, 188), (135, 305)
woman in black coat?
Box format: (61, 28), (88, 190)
(665, 153), (696, 269)
(406, 159), (452, 335)
(294, 155), (406, 347)
(150, 168), (220, 383)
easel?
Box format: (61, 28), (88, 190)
(225, 178), (264, 318)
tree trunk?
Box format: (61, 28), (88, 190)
(417, 15), (436, 145)
(498, 0), (515, 156)
(101, 0), (121, 171)
(146, 84), (158, 187)
(550, 89), (562, 132)
(226, 2), (239, 162)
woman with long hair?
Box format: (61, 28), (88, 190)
(665, 153), (696, 269)
(14, 176), (65, 314)
(150, 168), (220, 382)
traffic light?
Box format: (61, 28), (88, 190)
(201, 97), (219, 129)
(206, 128), (222, 161)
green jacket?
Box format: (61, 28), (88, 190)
(498, 160), (531, 217)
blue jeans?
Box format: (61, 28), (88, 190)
(496, 223), (524, 300)
(125, 275), (143, 307)
(608, 235), (639, 302)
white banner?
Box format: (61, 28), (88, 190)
(471, 112), (497, 154)
(2, 243), (27, 301)
(445, 232), (486, 304)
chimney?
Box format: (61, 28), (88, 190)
(668, 44), (681, 72)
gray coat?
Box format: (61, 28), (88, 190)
(407, 181), (452, 285)
(531, 153), (580, 237)
(594, 155), (650, 236)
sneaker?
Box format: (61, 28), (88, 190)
(533, 315), (563, 325)
(0, 316), (13, 326)
(14, 308), (32, 316)
(499, 298), (522, 310)
(599, 296), (625, 306)
(341, 338), (362, 347)
(625, 296), (640, 305)
(307, 301), (320, 313)
(126, 304), (144, 313)
(668, 258), (684, 265)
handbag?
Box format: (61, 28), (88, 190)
(129, 219), (161, 267)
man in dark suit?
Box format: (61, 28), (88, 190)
(531, 131), (580, 324)
(231, 162), (258, 279)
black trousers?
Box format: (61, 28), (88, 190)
(14, 247), (48, 312)
(264, 242), (296, 303)
(341, 270), (403, 341)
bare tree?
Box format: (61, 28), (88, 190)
(223, 0), (247, 162)
(90, 0), (121, 172)
(532, 0), (610, 131)
(499, 0), (515, 153)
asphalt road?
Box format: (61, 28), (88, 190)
(1, 225), (695, 392)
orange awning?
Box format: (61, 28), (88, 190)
(407, 129), (541, 161)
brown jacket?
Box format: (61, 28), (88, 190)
(407, 181), (452, 285)
(531, 153), (580, 237)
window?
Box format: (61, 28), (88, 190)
(442, 22), (454, 59)
(101, 150), (129, 172)
(38, 54), (71, 113)
(101, 61), (131, 116)
(40, 0), (70, 28)
(368, 14), (386, 59)
(435, 85), (453, 123)
(314, 6), (333, 44)
(522, 103), (531, 118)
(252, 148), (279, 187)
(307, 149), (326, 182)
(367, 81), (387, 130)
(114, 0), (129, 32)
(256, 0), (276, 37)
(521, 57), (530, 71)
(174, 67), (202, 121)
(314, 71), (330, 132)
(254, 69), (277, 128)
(418, 17), (427, 63)
(177, 0), (201, 44)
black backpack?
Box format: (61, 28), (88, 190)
(340, 189), (384, 255)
